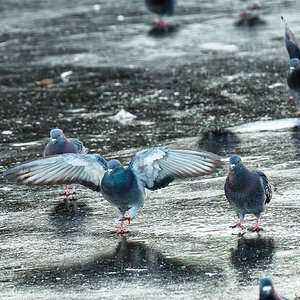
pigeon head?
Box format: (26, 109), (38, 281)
(290, 58), (300, 72)
(229, 155), (243, 171)
(259, 278), (277, 299)
(50, 129), (65, 143)
(107, 159), (123, 174)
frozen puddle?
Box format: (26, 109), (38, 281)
(227, 118), (300, 133)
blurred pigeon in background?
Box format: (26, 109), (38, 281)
(44, 128), (88, 198)
(258, 278), (288, 300)
(145, 0), (176, 28)
(282, 17), (300, 117)
(224, 155), (273, 232)
(4, 147), (223, 234)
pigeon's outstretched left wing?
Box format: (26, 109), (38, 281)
(4, 154), (107, 192)
(128, 147), (223, 190)
(282, 16), (300, 59)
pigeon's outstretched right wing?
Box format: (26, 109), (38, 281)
(4, 154), (107, 192)
(282, 16), (300, 59)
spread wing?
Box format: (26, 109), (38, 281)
(128, 147), (224, 190)
(255, 170), (273, 204)
(4, 154), (107, 192)
(69, 138), (89, 154)
(282, 16), (300, 59)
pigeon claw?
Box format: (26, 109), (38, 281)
(248, 225), (263, 232)
(230, 222), (245, 230)
(229, 223), (245, 229)
(154, 18), (172, 29)
(112, 228), (129, 234)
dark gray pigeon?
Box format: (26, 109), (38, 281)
(258, 278), (288, 300)
(44, 128), (88, 197)
(145, 0), (176, 28)
(282, 17), (300, 117)
(224, 155), (273, 232)
(4, 147), (223, 234)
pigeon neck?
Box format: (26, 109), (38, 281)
(229, 166), (249, 184)
(102, 168), (133, 193)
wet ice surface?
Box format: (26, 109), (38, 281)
(0, 0), (300, 299)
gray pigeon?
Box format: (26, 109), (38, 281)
(145, 0), (176, 28)
(4, 147), (223, 234)
(224, 155), (273, 232)
(44, 128), (88, 157)
(44, 128), (88, 197)
(282, 17), (300, 117)
(258, 278), (288, 300)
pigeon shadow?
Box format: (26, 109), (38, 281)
(291, 125), (300, 157)
(230, 236), (275, 282)
(49, 200), (90, 234)
(148, 24), (179, 37)
(234, 15), (266, 27)
(18, 236), (222, 286)
(198, 130), (241, 156)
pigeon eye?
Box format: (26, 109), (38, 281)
(237, 160), (240, 163)
(115, 164), (118, 167)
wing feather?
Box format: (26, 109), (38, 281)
(4, 154), (108, 192)
(282, 16), (300, 59)
(128, 147), (224, 190)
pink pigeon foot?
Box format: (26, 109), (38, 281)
(297, 110), (300, 118)
(252, 3), (260, 9)
(230, 219), (245, 230)
(112, 221), (129, 234)
(60, 185), (77, 196)
(248, 220), (263, 232)
(155, 18), (172, 29)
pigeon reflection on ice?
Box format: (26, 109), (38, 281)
(44, 128), (89, 200)
(19, 236), (222, 286)
(231, 237), (275, 282)
(225, 155), (273, 232)
(4, 147), (223, 234)
(282, 17), (300, 117)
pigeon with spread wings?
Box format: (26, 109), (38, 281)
(4, 147), (223, 234)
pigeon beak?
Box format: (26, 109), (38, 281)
(262, 286), (272, 295)
(107, 168), (113, 173)
(290, 66), (295, 71)
(230, 164), (235, 170)
(51, 138), (57, 142)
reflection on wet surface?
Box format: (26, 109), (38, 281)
(19, 236), (222, 286)
(0, 0), (300, 299)
(231, 236), (275, 282)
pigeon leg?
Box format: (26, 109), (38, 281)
(69, 186), (77, 195)
(112, 221), (129, 234)
(248, 219), (263, 232)
(121, 216), (133, 224)
(297, 110), (300, 118)
(230, 219), (245, 230)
